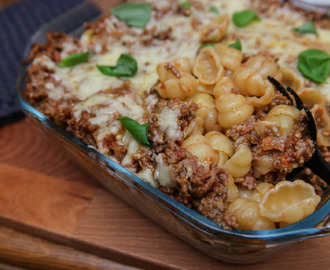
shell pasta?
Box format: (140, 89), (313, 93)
(200, 14), (230, 43)
(214, 44), (243, 72)
(152, 24), (326, 230)
(156, 62), (198, 100)
(193, 47), (224, 85)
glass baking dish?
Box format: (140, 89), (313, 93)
(16, 1), (330, 264)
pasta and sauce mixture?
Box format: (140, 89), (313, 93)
(25, 0), (330, 230)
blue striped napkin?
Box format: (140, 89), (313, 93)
(0, 0), (83, 126)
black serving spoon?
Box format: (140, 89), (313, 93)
(268, 76), (330, 185)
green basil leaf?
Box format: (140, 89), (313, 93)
(293, 21), (318, 36)
(181, 1), (192, 8)
(209, 6), (218, 14)
(119, 116), (153, 148)
(97, 54), (138, 77)
(298, 49), (330, 83)
(110, 2), (151, 28)
(232, 9), (260, 27)
(59, 51), (89, 67)
(198, 43), (215, 50)
(228, 38), (242, 51)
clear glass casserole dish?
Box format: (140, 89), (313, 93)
(16, 1), (330, 264)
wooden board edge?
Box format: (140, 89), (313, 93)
(0, 215), (180, 270)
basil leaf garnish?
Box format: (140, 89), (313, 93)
(298, 49), (330, 83)
(119, 116), (153, 148)
(228, 38), (242, 51)
(293, 21), (318, 36)
(209, 6), (218, 14)
(59, 51), (89, 67)
(97, 54), (138, 77)
(181, 1), (192, 8)
(198, 43), (215, 50)
(232, 9), (260, 27)
(110, 2), (151, 28)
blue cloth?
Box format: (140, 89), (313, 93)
(0, 0), (83, 126)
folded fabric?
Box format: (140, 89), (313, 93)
(0, 0), (83, 126)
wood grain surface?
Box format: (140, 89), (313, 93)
(0, 0), (330, 269)
(0, 226), (138, 270)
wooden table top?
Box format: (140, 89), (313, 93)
(0, 0), (330, 269)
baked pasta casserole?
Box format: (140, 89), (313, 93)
(25, 0), (330, 230)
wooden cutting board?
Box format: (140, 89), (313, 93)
(0, 0), (329, 268)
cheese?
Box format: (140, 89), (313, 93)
(72, 91), (145, 155)
(32, 55), (55, 71)
(60, 42), (79, 58)
(121, 133), (140, 167)
(137, 169), (159, 188)
(154, 154), (175, 188)
(157, 107), (181, 141)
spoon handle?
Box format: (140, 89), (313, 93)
(306, 146), (330, 185)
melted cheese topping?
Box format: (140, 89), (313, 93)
(72, 91), (145, 156)
(137, 169), (159, 188)
(121, 133), (140, 166)
(33, 0), (330, 102)
(155, 154), (175, 188)
(157, 107), (181, 141)
(47, 0), (252, 100)
(32, 55), (56, 71)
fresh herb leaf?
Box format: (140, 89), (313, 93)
(232, 9), (260, 27)
(97, 54), (138, 77)
(209, 6), (218, 14)
(59, 51), (89, 67)
(198, 43), (215, 50)
(293, 21), (318, 36)
(119, 116), (153, 148)
(110, 2), (151, 28)
(298, 49), (330, 83)
(228, 38), (242, 51)
(181, 1), (192, 8)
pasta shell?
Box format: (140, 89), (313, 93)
(223, 144), (252, 178)
(259, 180), (321, 224)
(216, 93), (254, 129)
(193, 47), (224, 85)
(200, 14), (230, 43)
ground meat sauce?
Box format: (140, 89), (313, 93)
(159, 146), (232, 229)
(25, 32), (79, 127)
(238, 170), (257, 190)
(24, 32), (76, 63)
(227, 93), (315, 184)
(66, 110), (98, 147)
